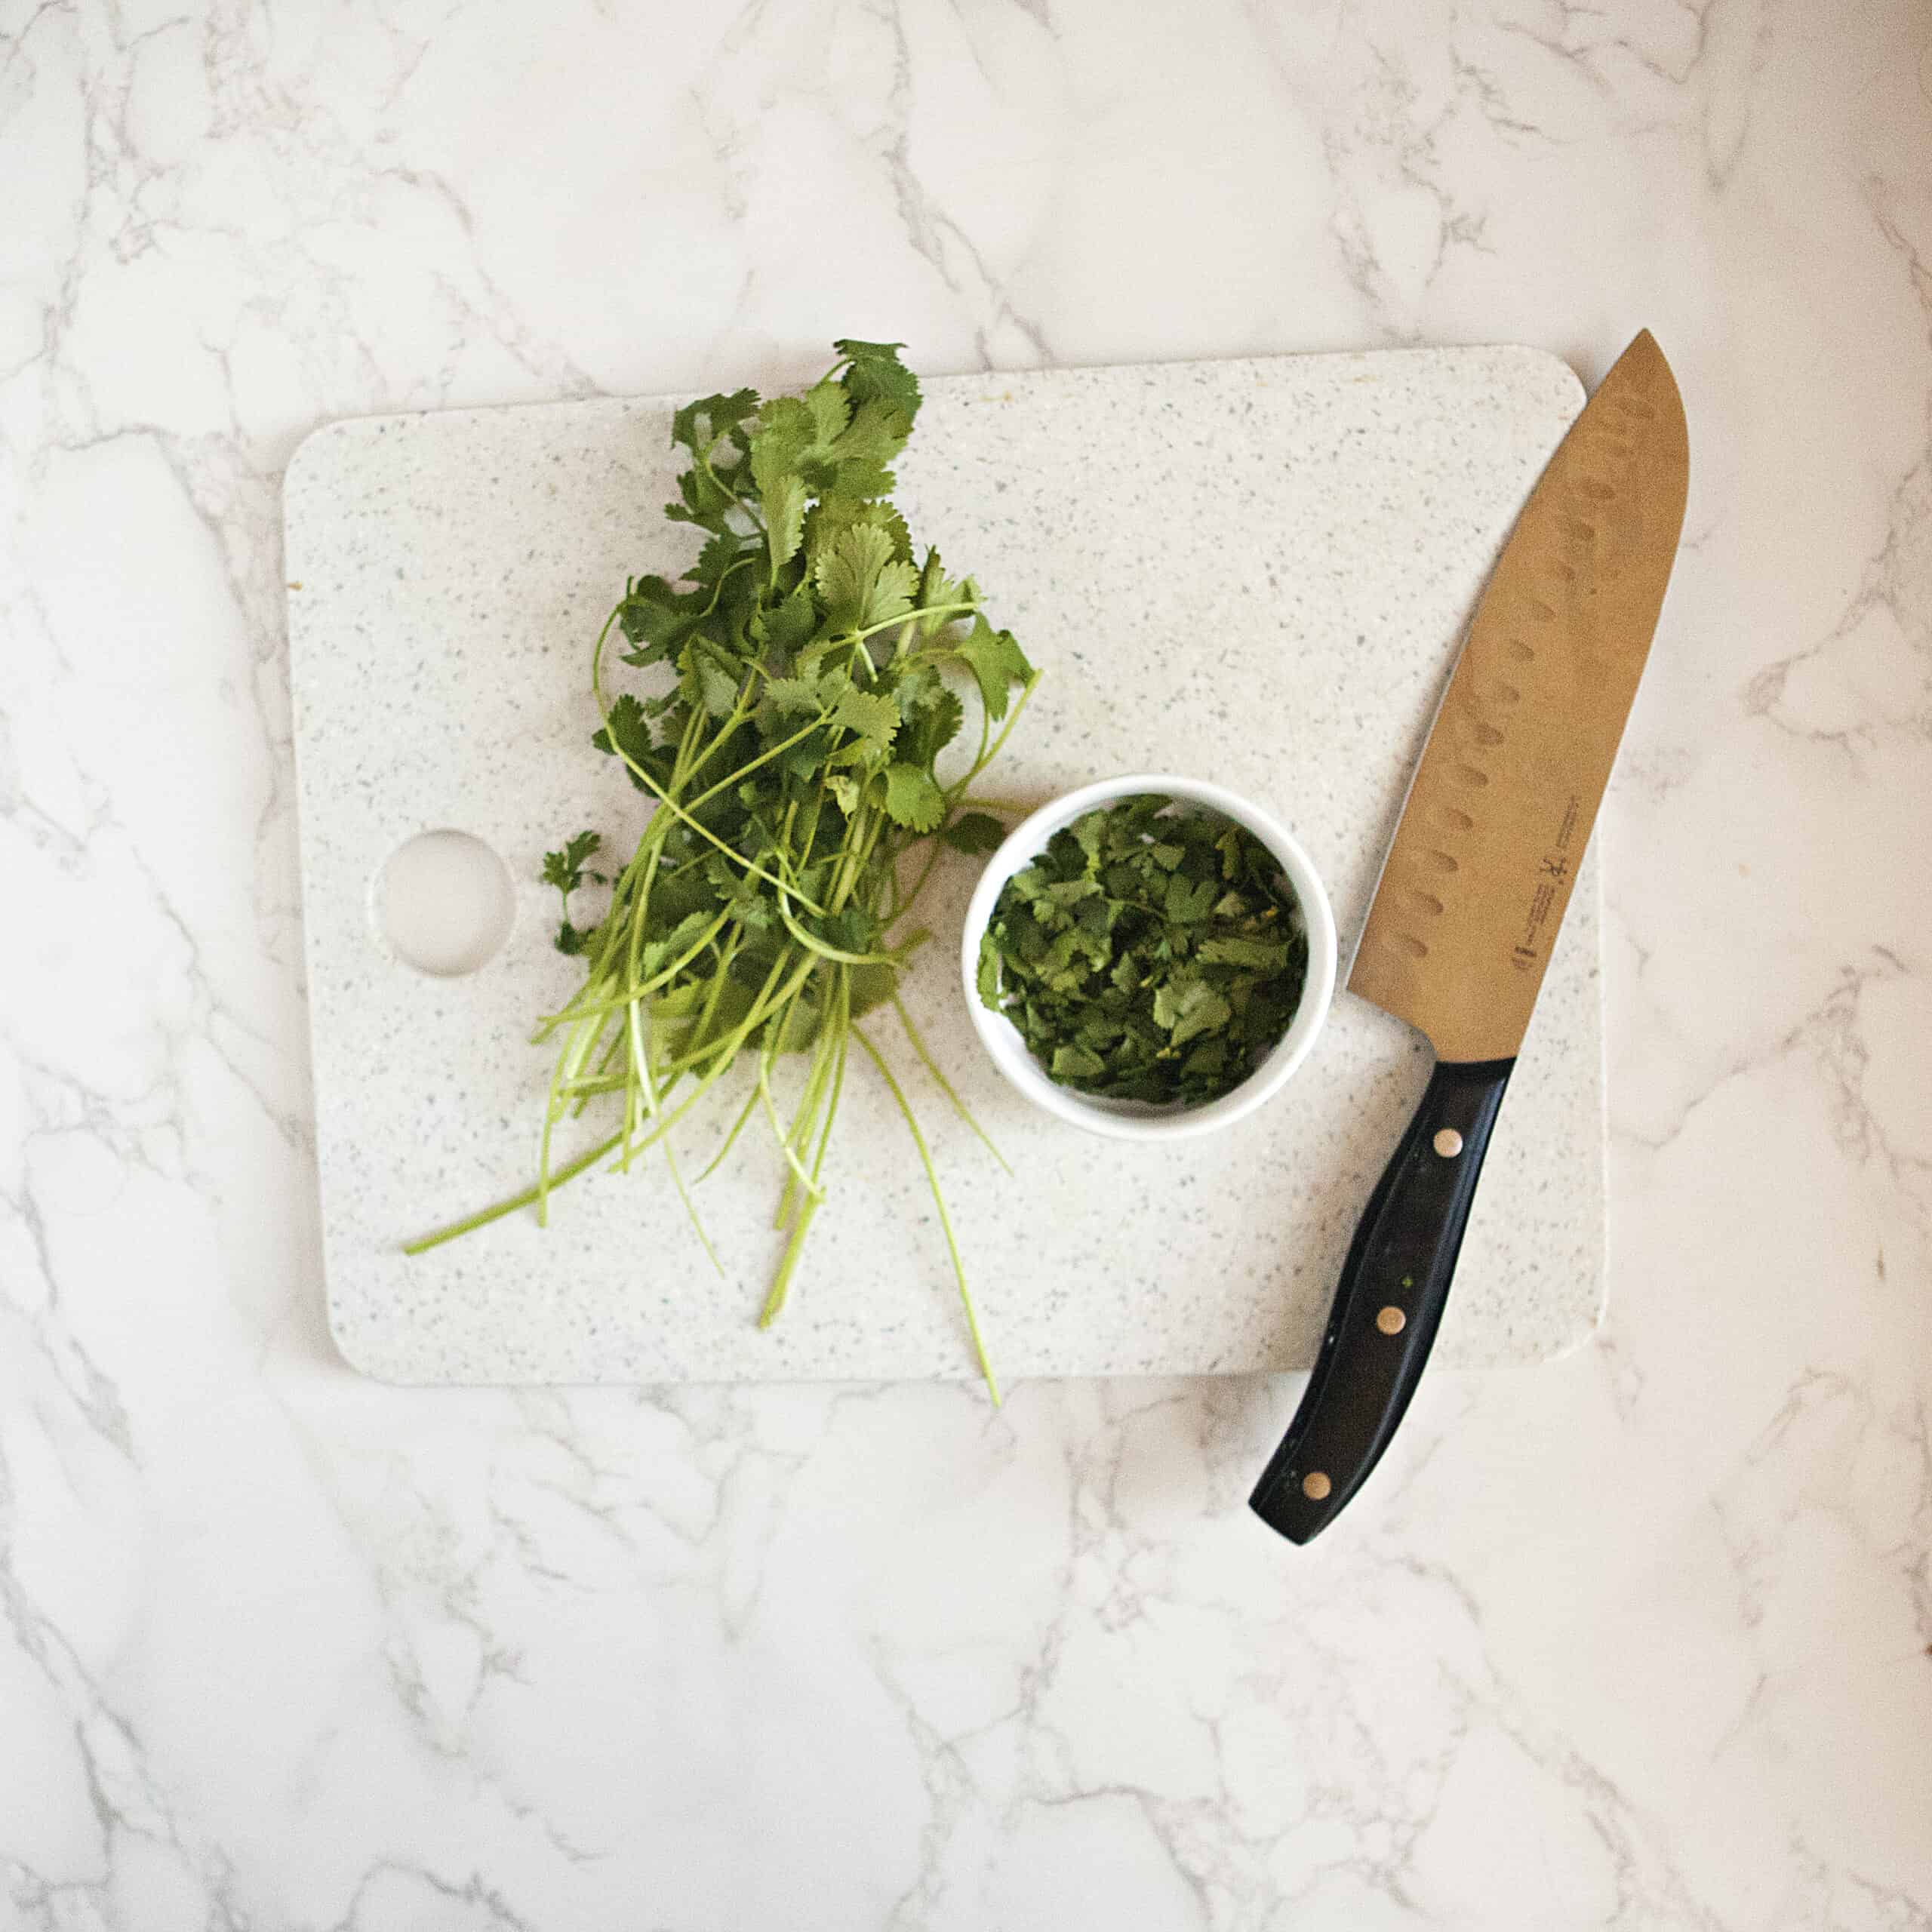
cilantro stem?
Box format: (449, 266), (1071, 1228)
(697, 1084), (763, 1183)
(952, 792), (1030, 817)
(844, 598), (979, 648)
(629, 999), (724, 1276)
(652, 953), (816, 1081)
(539, 909), (731, 1028)
(662, 1139), (723, 1278)
(960, 671), (1042, 789)
(758, 1058), (821, 1206)
(852, 1024), (999, 1403)
(772, 991), (836, 1231)
(889, 993), (1010, 1175)
(884, 834), (949, 934)
(537, 1008), (601, 1224)
(620, 990), (649, 1172)
(685, 925), (745, 1053)
(762, 968), (850, 1327)
(696, 439), (752, 523)
(676, 711), (831, 817)
(775, 894), (904, 968)
(403, 1128), (626, 1254)
(592, 623), (829, 916)
(759, 1195), (821, 1328)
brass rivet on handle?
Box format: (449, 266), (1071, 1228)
(1301, 1471), (1331, 1501)
(1376, 1306), (1407, 1335)
(1433, 1128), (1464, 1157)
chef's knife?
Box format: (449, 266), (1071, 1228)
(1251, 330), (1688, 1544)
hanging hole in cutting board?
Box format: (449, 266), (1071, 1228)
(376, 829), (515, 977)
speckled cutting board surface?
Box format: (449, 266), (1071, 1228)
(284, 346), (1603, 1385)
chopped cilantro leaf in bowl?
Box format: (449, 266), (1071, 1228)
(961, 775), (1337, 1140)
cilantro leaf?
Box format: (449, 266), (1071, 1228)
(869, 560), (919, 629)
(761, 473), (808, 571)
(672, 386), (759, 456)
(757, 580), (820, 654)
(881, 763), (944, 833)
(1167, 980), (1232, 1048)
(752, 395), (817, 482)
(1051, 1043), (1105, 1081)
(762, 675), (823, 718)
(951, 616), (1034, 720)
(1198, 935), (1293, 971)
(541, 830), (605, 958)
(941, 811), (1007, 854)
(814, 523), (888, 629)
(829, 684), (900, 760)
(848, 961), (897, 1017)
(914, 549), (976, 638)
(806, 496), (914, 577)
(591, 694), (653, 782)
(975, 931), (1003, 1008)
(834, 340), (921, 424)
(897, 681), (964, 768)
(754, 382), (855, 512)
(804, 379), (851, 448)
(542, 829), (602, 894)
(681, 643), (742, 720)
(665, 465), (736, 529)
(694, 529), (752, 584)
(640, 909), (716, 979)
(815, 524), (918, 632)
(833, 398), (911, 468)
(617, 575), (706, 665)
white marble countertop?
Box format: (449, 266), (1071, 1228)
(3, 4), (1927, 1927)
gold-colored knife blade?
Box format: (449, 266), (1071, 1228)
(1349, 329), (1688, 1060)
(1251, 331), (1687, 1546)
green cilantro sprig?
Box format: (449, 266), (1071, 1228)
(541, 829), (605, 956)
(405, 341), (1038, 1398)
(977, 795), (1307, 1106)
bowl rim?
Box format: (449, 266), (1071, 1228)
(958, 773), (1339, 1142)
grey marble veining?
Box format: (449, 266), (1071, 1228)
(285, 347), (1599, 1384)
(3, 2), (1930, 1927)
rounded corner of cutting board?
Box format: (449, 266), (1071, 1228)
(1437, 1272), (1607, 1370)
(284, 412), (377, 507)
(1491, 342), (1588, 416)
(1514, 1278), (1609, 1367)
(324, 1293), (429, 1387)
(1554, 1284), (1611, 1360)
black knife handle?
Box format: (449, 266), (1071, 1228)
(1250, 1056), (1514, 1543)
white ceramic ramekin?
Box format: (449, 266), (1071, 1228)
(960, 774), (1337, 1141)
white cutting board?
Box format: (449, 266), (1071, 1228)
(285, 346), (1603, 1385)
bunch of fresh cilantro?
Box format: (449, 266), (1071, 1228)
(977, 795), (1308, 1106)
(408, 341), (1036, 1396)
